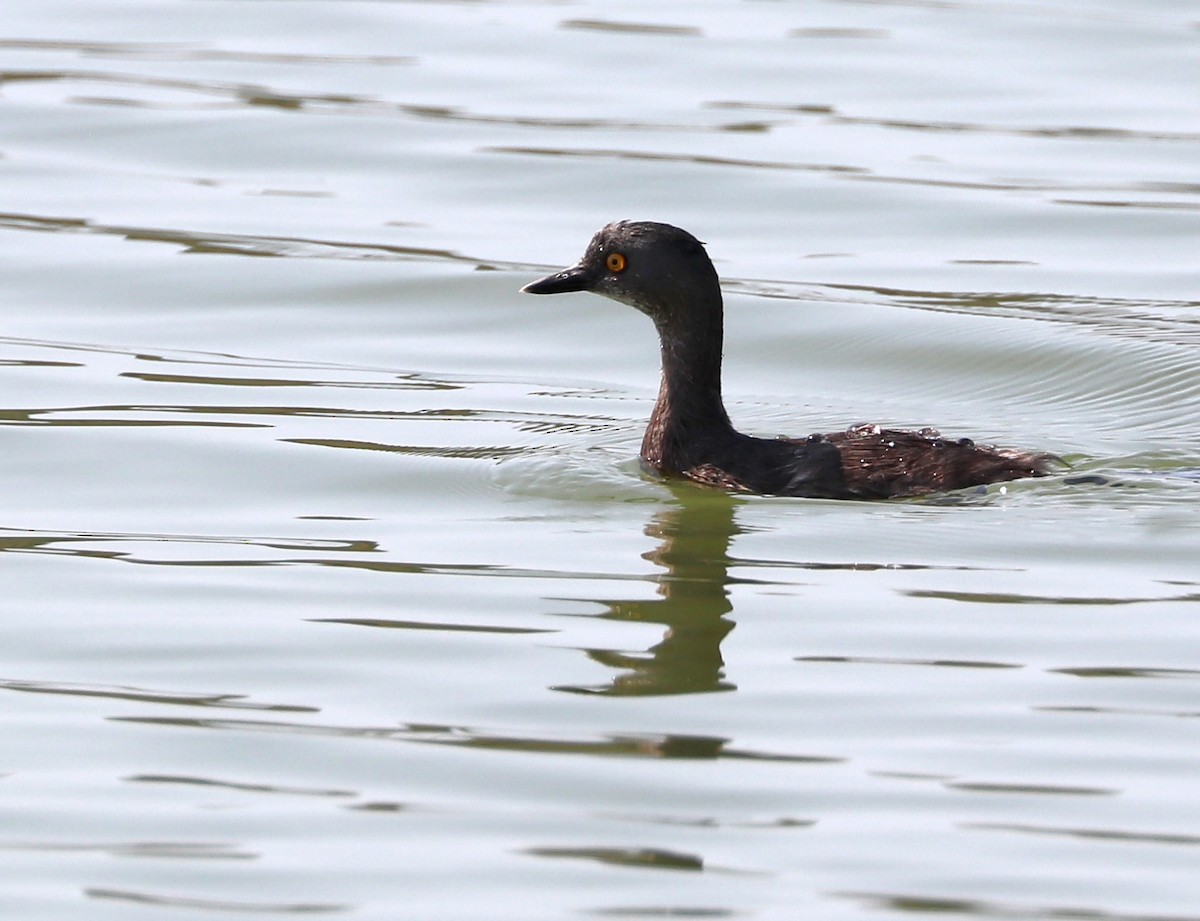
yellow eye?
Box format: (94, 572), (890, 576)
(605, 252), (627, 273)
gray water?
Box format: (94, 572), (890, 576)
(3, 1), (1199, 918)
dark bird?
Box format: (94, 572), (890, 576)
(521, 221), (1053, 499)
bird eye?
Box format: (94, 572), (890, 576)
(605, 252), (627, 273)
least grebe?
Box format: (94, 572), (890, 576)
(522, 221), (1051, 499)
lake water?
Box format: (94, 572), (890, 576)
(3, 1), (1199, 918)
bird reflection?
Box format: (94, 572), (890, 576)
(556, 484), (743, 697)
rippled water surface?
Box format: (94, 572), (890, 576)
(3, 1), (1199, 918)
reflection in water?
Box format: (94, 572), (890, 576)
(556, 486), (742, 697)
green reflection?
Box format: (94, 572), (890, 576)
(557, 484), (743, 697)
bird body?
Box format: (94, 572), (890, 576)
(522, 221), (1051, 499)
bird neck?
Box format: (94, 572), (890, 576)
(641, 302), (735, 470)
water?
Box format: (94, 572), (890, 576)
(3, 1), (1199, 918)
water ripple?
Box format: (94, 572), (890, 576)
(0, 677), (316, 712)
(110, 716), (840, 764)
(0, 38), (415, 66)
(1, 65), (752, 131)
(86, 888), (349, 914)
(485, 145), (1200, 204)
(524, 845), (704, 872)
(906, 588), (1200, 606)
(0, 840), (255, 860)
(839, 890), (1200, 921)
(0, 210), (514, 266)
(711, 99), (1200, 144)
(560, 19), (702, 38)
(965, 822), (1200, 847)
(797, 655), (1022, 669)
(126, 774), (354, 798)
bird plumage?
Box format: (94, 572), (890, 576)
(522, 221), (1053, 499)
